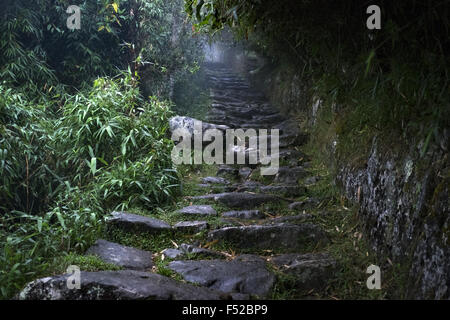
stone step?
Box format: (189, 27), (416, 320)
(85, 239), (153, 271)
(108, 212), (171, 234)
(259, 185), (307, 198)
(191, 192), (284, 209)
(269, 253), (337, 292)
(168, 255), (275, 298)
(173, 221), (209, 233)
(177, 205), (217, 217)
(201, 177), (230, 185)
(208, 223), (329, 251)
(222, 210), (266, 220)
(264, 214), (313, 225)
(162, 243), (227, 260)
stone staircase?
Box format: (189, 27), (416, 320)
(18, 63), (336, 300)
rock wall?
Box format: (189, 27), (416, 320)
(337, 138), (449, 299)
(241, 53), (449, 299)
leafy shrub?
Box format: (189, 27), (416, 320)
(0, 73), (180, 299)
(0, 85), (58, 214)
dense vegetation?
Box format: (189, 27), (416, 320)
(0, 0), (202, 298)
(186, 0), (449, 161)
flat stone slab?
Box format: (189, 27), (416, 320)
(178, 205), (217, 216)
(201, 177), (230, 185)
(162, 244), (225, 259)
(269, 253), (337, 291)
(174, 221), (209, 233)
(179, 244), (226, 258)
(108, 212), (171, 234)
(304, 176), (320, 185)
(232, 181), (264, 192)
(288, 198), (320, 211)
(222, 210), (265, 220)
(274, 167), (308, 184)
(260, 185), (307, 197)
(162, 248), (184, 259)
(208, 223), (328, 251)
(217, 165), (238, 177)
(18, 270), (232, 300)
(85, 240), (153, 271)
(217, 192), (282, 209)
(239, 167), (252, 180)
(168, 255), (275, 297)
(265, 214), (313, 225)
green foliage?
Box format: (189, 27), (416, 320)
(0, 0), (206, 300)
(0, 205), (104, 298)
(0, 86), (56, 214)
(0, 73), (180, 299)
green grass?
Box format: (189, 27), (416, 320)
(54, 253), (122, 274)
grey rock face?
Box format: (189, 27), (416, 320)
(178, 205), (217, 217)
(108, 212), (171, 234)
(222, 210), (265, 220)
(269, 253), (337, 291)
(208, 223), (328, 251)
(174, 221), (209, 233)
(168, 255), (275, 297)
(85, 240), (153, 271)
(18, 270), (230, 300)
(337, 142), (450, 299)
(217, 192), (282, 209)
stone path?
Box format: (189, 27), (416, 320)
(19, 62), (336, 300)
